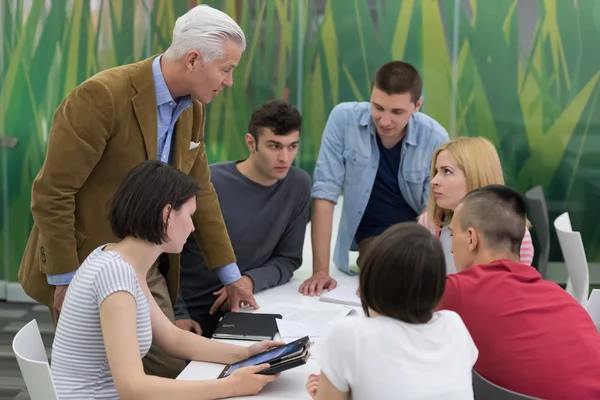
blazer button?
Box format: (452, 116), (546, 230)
(40, 246), (46, 263)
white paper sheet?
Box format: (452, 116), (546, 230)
(276, 319), (311, 343)
(319, 284), (361, 307)
(259, 303), (354, 341)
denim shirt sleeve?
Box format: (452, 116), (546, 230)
(420, 129), (450, 209)
(311, 107), (346, 203)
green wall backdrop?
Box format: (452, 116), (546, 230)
(1, 0), (600, 285)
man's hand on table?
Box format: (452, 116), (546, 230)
(175, 319), (203, 335)
(299, 271), (338, 296)
(210, 275), (259, 315)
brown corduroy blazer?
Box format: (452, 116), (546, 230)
(18, 56), (236, 307)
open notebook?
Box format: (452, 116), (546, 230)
(319, 284), (361, 307)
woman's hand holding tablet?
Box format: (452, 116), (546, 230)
(224, 364), (280, 397)
(219, 336), (312, 379)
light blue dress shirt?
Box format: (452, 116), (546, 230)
(47, 55), (241, 286)
(311, 102), (449, 274)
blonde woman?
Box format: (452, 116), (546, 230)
(418, 137), (533, 274)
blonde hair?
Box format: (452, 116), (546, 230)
(425, 136), (504, 229)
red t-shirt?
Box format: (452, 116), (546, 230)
(438, 259), (600, 399)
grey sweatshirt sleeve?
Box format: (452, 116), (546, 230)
(173, 288), (191, 320)
(244, 182), (311, 293)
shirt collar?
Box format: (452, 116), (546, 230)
(152, 55), (192, 106)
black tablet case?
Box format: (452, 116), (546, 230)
(218, 336), (311, 378)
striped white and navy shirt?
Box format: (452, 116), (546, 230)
(50, 246), (152, 399)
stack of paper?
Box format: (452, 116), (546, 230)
(258, 304), (356, 344)
(319, 284), (361, 307)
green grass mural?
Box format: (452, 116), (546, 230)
(1, 0), (600, 284)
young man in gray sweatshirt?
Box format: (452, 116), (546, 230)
(174, 99), (311, 337)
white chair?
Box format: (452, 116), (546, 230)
(525, 186), (550, 278)
(585, 289), (600, 331)
(12, 319), (58, 400)
(554, 212), (590, 306)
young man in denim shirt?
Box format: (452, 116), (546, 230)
(300, 61), (449, 296)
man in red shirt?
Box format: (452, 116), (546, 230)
(439, 184), (600, 399)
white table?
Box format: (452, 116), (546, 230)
(177, 200), (361, 399)
(176, 267), (359, 398)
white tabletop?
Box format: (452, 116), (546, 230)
(176, 200), (360, 399)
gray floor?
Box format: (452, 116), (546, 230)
(0, 301), (54, 400)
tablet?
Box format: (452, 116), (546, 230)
(217, 336), (311, 378)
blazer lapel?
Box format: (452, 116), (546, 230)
(171, 107), (193, 169)
(131, 57), (158, 160)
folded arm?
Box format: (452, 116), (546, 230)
(313, 373), (350, 400)
(310, 319), (353, 400)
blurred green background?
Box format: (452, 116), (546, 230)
(1, 0), (600, 294)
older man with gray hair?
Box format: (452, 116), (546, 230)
(18, 4), (255, 378)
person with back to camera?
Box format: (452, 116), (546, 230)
(50, 160), (282, 399)
(305, 222), (478, 400)
(418, 136), (534, 274)
(437, 184), (600, 399)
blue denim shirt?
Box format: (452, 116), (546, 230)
(311, 102), (449, 274)
(47, 55), (241, 286)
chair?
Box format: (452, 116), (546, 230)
(472, 370), (540, 399)
(525, 186), (550, 278)
(554, 212), (590, 306)
(585, 289), (600, 331)
(12, 319), (58, 400)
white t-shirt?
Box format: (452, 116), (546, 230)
(318, 311), (477, 399)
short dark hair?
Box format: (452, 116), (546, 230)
(247, 99), (302, 143)
(372, 61), (422, 103)
(360, 222), (446, 324)
(458, 184), (526, 255)
(109, 160), (199, 245)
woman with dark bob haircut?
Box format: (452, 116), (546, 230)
(306, 222), (478, 399)
(51, 160), (281, 399)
